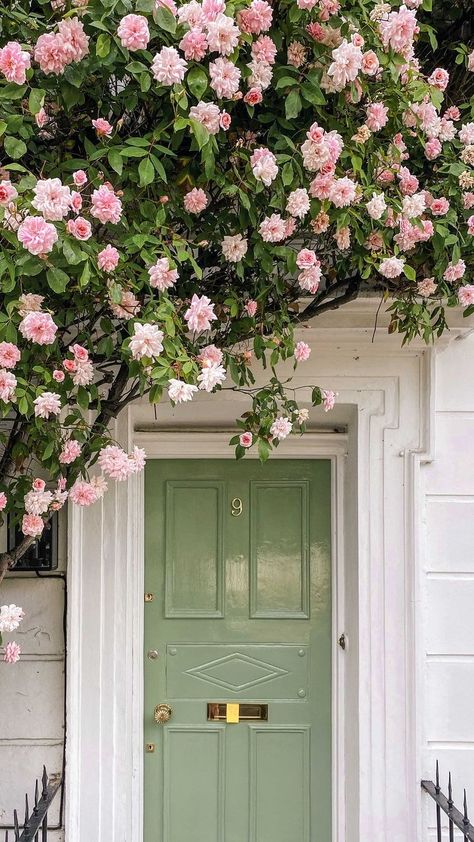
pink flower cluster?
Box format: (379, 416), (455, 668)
(34, 17), (89, 76)
(0, 41), (31, 85)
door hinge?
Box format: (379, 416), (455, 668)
(144, 592), (155, 603)
(338, 633), (346, 651)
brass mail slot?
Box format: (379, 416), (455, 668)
(207, 703), (268, 722)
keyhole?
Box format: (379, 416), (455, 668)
(231, 497), (243, 517)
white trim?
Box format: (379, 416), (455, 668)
(66, 346), (435, 842)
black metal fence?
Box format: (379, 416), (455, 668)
(2, 768), (61, 842)
(422, 762), (474, 841)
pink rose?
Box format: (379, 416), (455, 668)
(245, 300), (258, 317)
(117, 14), (150, 51)
(430, 198), (449, 216)
(70, 191), (83, 213)
(0, 492), (7, 511)
(361, 50), (379, 75)
(17, 216), (58, 255)
(22, 513), (44, 537)
(0, 342), (20, 369)
(239, 432), (253, 448)
(294, 341), (311, 362)
(63, 359), (77, 373)
(53, 369), (65, 382)
(427, 68), (449, 91)
(73, 170), (87, 187)
(92, 118), (113, 138)
(244, 88), (263, 106)
(219, 111), (231, 130)
(0, 41), (31, 85)
(19, 312), (57, 345)
(67, 216), (92, 240)
(0, 180), (18, 206)
(3, 641), (21, 664)
(296, 248), (318, 269)
(97, 244), (120, 272)
(71, 343), (88, 361)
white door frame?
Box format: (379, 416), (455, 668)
(66, 317), (440, 842)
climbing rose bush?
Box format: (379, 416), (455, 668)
(0, 0), (473, 641)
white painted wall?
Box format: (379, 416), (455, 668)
(421, 332), (474, 840)
(0, 518), (66, 842)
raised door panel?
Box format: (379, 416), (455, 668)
(167, 644), (309, 700)
(165, 481), (224, 617)
(249, 726), (310, 842)
(250, 481), (310, 618)
(163, 726), (225, 842)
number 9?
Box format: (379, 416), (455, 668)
(231, 497), (243, 517)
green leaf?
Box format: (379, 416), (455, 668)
(154, 5), (176, 33)
(107, 148), (123, 176)
(301, 83), (326, 106)
(150, 154), (167, 182)
(77, 386), (89, 411)
(258, 438), (271, 462)
(136, 0), (154, 9)
(47, 267), (69, 293)
(281, 161), (294, 187)
(28, 88), (45, 115)
(187, 66), (208, 99)
(0, 121), (6, 136)
(80, 261), (91, 287)
(96, 33), (111, 58)
(285, 90), (302, 120)
(403, 264), (416, 281)
(120, 146), (149, 157)
(4, 136), (27, 159)
(138, 156), (155, 187)
(189, 118), (210, 149)
(275, 76), (298, 89)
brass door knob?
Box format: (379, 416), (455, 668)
(154, 703), (173, 724)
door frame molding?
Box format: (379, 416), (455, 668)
(66, 336), (433, 842)
(137, 431), (348, 842)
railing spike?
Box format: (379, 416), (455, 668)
(436, 759), (440, 792)
(34, 779), (39, 814)
(13, 808), (19, 841)
(464, 789), (469, 825)
(41, 766), (48, 798)
(448, 771), (453, 807)
(25, 791), (30, 826)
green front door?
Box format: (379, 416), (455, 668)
(144, 459), (332, 842)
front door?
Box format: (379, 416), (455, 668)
(144, 458), (332, 842)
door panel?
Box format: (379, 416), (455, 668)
(144, 459), (332, 842)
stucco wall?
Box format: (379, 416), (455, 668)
(0, 518), (66, 842)
(422, 332), (474, 839)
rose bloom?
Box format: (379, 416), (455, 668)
(240, 432), (253, 448)
(70, 191), (83, 213)
(92, 117), (113, 138)
(189, 101), (221, 134)
(327, 39), (363, 91)
(117, 14), (150, 51)
(73, 170), (87, 187)
(259, 213), (286, 243)
(53, 369), (65, 382)
(201, 0), (225, 21)
(245, 300), (258, 317)
(199, 344), (223, 366)
(59, 439), (82, 464)
(378, 256), (405, 278)
(238, 0), (273, 35)
(151, 46), (187, 85)
(244, 87), (263, 106)
(57, 17), (89, 63)
(110, 289), (140, 320)
(22, 513), (44, 537)
(294, 341), (311, 362)
(444, 259), (466, 282)
(197, 361), (226, 392)
(32, 178), (71, 221)
(251, 35), (277, 64)
(148, 257), (178, 291)
(209, 57), (241, 98)
(311, 211), (330, 235)
(366, 102), (389, 132)
(179, 29), (208, 61)
(425, 138), (442, 160)
(361, 50), (379, 75)
(69, 480), (99, 507)
(329, 177), (357, 208)
(0, 342), (20, 369)
(322, 389), (336, 412)
(18, 293), (44, 316)
(71, 343), (88, 361)
(430, 198), (449, 216)
(34, 391), (62, 419)
(90, 185), (122, 224)
(129, 323), (164, 359)
(366, 192), (387, 220)
(0, 41), (31, 85)
(98, 445), (134, 481)
(469, 50), (474, 72)
(0, 179), (18, 206)
(0, 492), (7, 511)
(184, 294), (217, 333)
(298, 266), (321, 295)
(4, 641), (21, 664)
(98, 244), (119, 272)
(17, 215), (58, 255)
(247, 58), (273, 91)
(67, 216), (92, 240)
(417, 278), (437, 298)
(221, 234), (248, 262)
(0, 604), (24, 633)
(0, 370), (17, 403)
(458, 285), (474, 307)
(219, 111), (231, 130)
(468, 215), (474, 236)
(459, 123), (474, 146)
(286, 188), (310, 219)
(19, 311), (57, 345)
(168, 379), (198, 404)
(184, 188), (208, 214)
(206, 13), (241, 55)
(270, 416), (292, 441)
(464, 193), (474, 210)
(428, 68), (449, 91)
(296, 249), (318, 269)
(250, 148), (278, 185)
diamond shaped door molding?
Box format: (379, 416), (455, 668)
(185, 652), (289, 692)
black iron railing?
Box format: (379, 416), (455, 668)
(422, 762), (474, 841)
(2, 767), (62, 842)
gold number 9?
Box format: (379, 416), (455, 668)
(231, 497), (243, 517)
